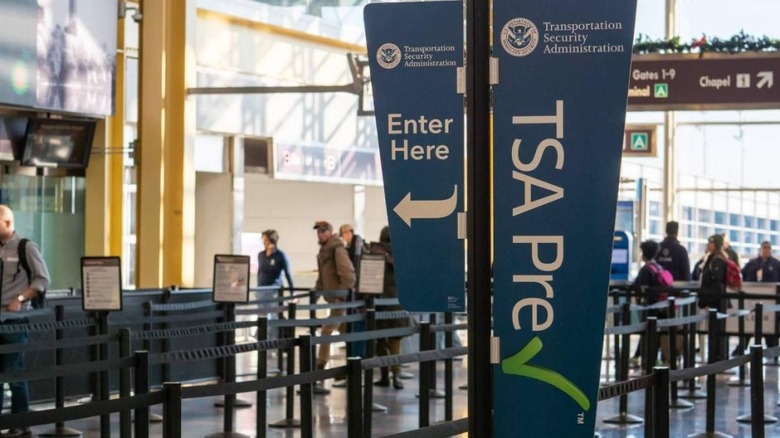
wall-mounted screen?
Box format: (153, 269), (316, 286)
(0, 0), (117, 116)
(0, 116), (29, 161)
(22, 118), (95, 169)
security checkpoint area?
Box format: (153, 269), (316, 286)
(1, 0), (780, 437)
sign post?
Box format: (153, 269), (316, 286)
(491, 1), (638, 436)
(364, 1), (465, 312)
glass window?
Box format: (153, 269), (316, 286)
(744, 216), (755, 228)
(772, 235), (780, 246)
(683, 206), (694, 221)
(649, 219), (661, 236)
(772, 220), (780, 232)
(714, 227), (725, 235)
(730, 230), (740, 243)
(714, 211), (727, 225)
(730, 214), (741, 227)
(698, 225), (711, 239)
(649, 201), (661, 218)
(698, 209), (712, 223)
(744, 232), (755, 244)
(758, 218), (767, 230)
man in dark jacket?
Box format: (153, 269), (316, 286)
(741, 241), (780, 350)
(657, 221), (691, 281)
(339, 224), (366, 270)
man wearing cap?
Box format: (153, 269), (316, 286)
(657, 221), (691, 282)
(313, 221), (355, 381)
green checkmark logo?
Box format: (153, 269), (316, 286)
(501, 336), (591, 411)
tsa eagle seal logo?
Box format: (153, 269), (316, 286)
(377, 43), (402, 69)
(501, 18), (539, 57)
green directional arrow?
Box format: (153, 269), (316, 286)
(502, 336), (591, 411)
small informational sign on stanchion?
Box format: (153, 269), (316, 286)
(81, 257), (122, 312)
(213, 255), (250, 303)
(357, 254), (385, 295)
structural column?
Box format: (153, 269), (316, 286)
(137, 0), (197, 287)
(84, 15), (125, 258)
(662, 0), (678, 222)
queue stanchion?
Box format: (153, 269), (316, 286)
(39, 305), (83, 438)
(642, 317), (658, 438)
(652, 367), (671, 438)
(270, 301), (300, 428)
(207, 303), (250, 438)
(428, 313), (445, 399)
(611, 290), (621, 383)
(276, 289), (285, 374)
(729, 295), (750, 387)
(363, 295), (386, 428)
(418, 321), (432, 428)
(680, 295), (706, 400)
(299, 335), (314, 438)
(737, 344), (777, 427)
(163, 382), (183, 438)
(604, 302), (643, 425)
(771, 294), (780, 366)
(444, 312), (454, 422)
(142, 301), (164, 423)
(667, 298), (692, 409)
(118, 329), (132, 438)
(161, 289), (173, 384)
(256, 317), (268, 438)
(98, 311), (111, 438)
(346, 357), (364, 438)
(134, 351), (151, 438)
(689, 309), (730, 438)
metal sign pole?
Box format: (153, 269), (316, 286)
(466, 0), (492, 435)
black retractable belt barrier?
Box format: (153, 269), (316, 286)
(666, 298), (693, 409)
(604, 302), (643, 425)
(428, 313), (445, 400)
(419, 321), (432, 428)
(39, 305), (83, 438)
(163, 382), (183, 438)
(256, 317), (268, 438)
(730, 295), (749, 388)
(690, 309), (730, 438)
(134, 351), (151, 438)
(652, 367), (670, 438)
(347, 357), (364, 438)
(206, 303), (250, 438)
(270, 301), (300, 428)
(161, 290), (173, 383)
(680, 295), (706, 400)
(118, 329), (132, 438)
(363, 296), (382, 437)
(752, 345), (767, 437)
(300, 335), (314, 438)
(97, 312), (110, 438)
(444, 312), (454, 422)
(643, 317), (657, 438)
(611, 291), (621, 383)
(142, 302), (164, 423)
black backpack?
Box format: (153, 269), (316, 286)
(18, 238), (46, 309)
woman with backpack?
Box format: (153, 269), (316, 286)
(632, 240), (675, 366)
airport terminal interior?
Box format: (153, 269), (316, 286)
(1, 0), (780, 437)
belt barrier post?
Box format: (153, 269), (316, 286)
(309, 290), (317, 338)
(142, 302), (163, 423)
(163, 382), (182, 438)
(604, 302), (643, 424)
(643, 317), (657, 438)
(346, 357), (364, 438)
(755, 303), (764, 346)
(97, 311), (111, 438)
(667, 298), (692, 409)
(773, 293), (780, 366)
(652, 367), (670, 438)
(270, 302), (300, 428)
(428, 313), (445, 400)
(419, 321), (432, 428)
(161, 290), (172, 384)
(730, 295), (749, 387)
(299, 335), (314, 438)
(39, 305), (83, 438)
(276, 288), (285, 374)
(444, 312), (454, 422)
(346, 290), (354, 358)
(611, 290), (622, 383)
(256, 317), (268, 438)
(681, 294), (706, 399)
(363, 297), (377, 437)
(118, 329), (132, 438)
(690, 309), (728, 438)
(134, 351), (150, 438)
(750, 345), (767, 437)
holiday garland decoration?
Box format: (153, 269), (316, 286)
(633, 31), (780, 55)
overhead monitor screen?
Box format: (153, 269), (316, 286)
(0, 116), (29, 161)
(22, 118), (95, 169)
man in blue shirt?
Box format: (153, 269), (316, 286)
(257, 230), (294, 293)
(742, 241), (780, 283)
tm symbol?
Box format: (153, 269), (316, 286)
(577, 412), (585, 425)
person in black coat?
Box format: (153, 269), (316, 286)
(657, 221), (691, 281)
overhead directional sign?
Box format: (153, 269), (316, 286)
(364, 1), (464, 311)
(623, 124), (657, 157)
(492, 0), (637, 436)
(628, 53), (780, 110)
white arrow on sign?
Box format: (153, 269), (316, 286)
(757, 71), (774, 89)
(394, 185), (458, 227)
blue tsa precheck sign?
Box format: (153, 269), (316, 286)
(492, 1), (638, 437)
(364, 1), (464, 312)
